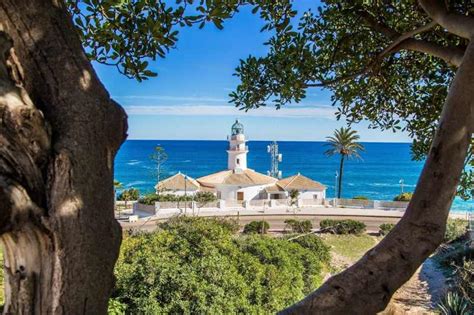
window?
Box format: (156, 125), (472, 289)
(236, 158), (240, 165)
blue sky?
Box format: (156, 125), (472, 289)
(93, 1), (410, 143)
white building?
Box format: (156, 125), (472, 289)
(265, 173), (326, 200)
(197, 120), (276, 201)
(155, 172), (200, 196)
(156, 120), (326, 202)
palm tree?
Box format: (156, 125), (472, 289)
(325, 127), (364, 199)
(113, 180), (123, 190)
(113, 180), (123, 215)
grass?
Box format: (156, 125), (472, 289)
(320, 234), (379, 261)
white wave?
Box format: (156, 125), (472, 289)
(126, 181), (147, 187)
(127, 161), (142, 165)
(369, 182), (415, 188)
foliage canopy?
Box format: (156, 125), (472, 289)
(66, 0), (473, 198)
(112, 217), (330, 313)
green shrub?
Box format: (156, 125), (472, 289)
(436, 244), (474, 269)
(194, 191), (217, 207)
(108, 298), (127, 315)
(393, 192), (413, 201)
(445, 219), (468, 242)
(138, 193), (194, 205)
(284, 219), (313, 233)
(452, 260), (474, 305)
(291, 235), (331, 265)
(437, 291), (471, 315)
(112, 217), (329, 313)
(379, 223), (395, 236)
(138, 193), (159, 205)
(319, 219), (366, 235)
(353, 196), (369, 200)
(243, 220), (270, 234)
(117, 188), (140, 201)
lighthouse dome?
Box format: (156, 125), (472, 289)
(231, 119), (244, 135)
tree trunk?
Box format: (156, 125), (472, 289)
(338, 155), (345, 199)
(0, 0), (127, 313)
(280, 40), (473, 314)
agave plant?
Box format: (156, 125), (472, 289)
(437, 291), (471, 315)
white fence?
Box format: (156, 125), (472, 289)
(301, 199), (326, 206)
(374, 200), (410, 209)
(226, 200), (244, 208)
(133, 197), (410, 214)
(249, 200), (268, 207)
(133, 203), (157, 215)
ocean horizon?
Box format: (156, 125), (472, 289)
(115, 140), (473, 212)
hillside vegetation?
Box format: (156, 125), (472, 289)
(111, 217), (331, 313)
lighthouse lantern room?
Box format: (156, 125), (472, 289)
(227, 119), (248, 172)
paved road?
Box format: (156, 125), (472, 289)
(121, 214), (401, 233)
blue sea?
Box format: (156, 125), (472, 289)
(115, 140), (473, 212)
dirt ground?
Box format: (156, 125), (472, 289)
(326, 237), (447, 315)
(380, 259), (446, 314)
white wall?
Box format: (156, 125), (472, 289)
(227, 134), (248, 170)
(299, 190), (326, 200)
(227, 151), (247, 170)
(217, 184), (270, 201)
(160, 190), (198, 196)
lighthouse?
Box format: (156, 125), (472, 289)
(227, 120), (248, 172)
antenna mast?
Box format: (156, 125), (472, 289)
(267, 141), (283, 179)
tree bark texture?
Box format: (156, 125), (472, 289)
(280, 40), (473, 314)
(0, 0), (127, 313)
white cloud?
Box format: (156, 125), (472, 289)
(113, 95), (227, 103)
(124, 104), (337, 119)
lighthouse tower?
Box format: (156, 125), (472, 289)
(227, 120), (248, 172)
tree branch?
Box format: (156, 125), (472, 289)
(419, 0), (474, 40)
(281, 36), (474, 315)
(305, 23), (463, 88)
(400, 39), (464, 67)
(381, 21), (437, 53)
(356, 10), (465, 67)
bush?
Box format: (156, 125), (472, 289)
(108, 298), (127, 315)
(445, 219), (468, 242)
(353, 196), (369, 200)
(117, 188), (140, 201)
(112, 217), (330, 313)
(393, 192), (413, 201)
(138, 193), (194, 205)
(379, 223), (395, 236)
(284, 219), (313, 233)
(437, 291), (471, 315)
(243, 220), (270, 234)
(319, 219), (366, 235)
(138, 193), (159, 205)
(194, 191), (217, 207)
(435, 244), (474, 269)
(452, 260), (474, 305)
(291, 235), (331, 265)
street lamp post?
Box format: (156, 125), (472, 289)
(334, 171), (338, 208)
(184, 175), (187, 215)
(399, 178), (404, 194)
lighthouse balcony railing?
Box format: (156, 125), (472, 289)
(227, 146), (248, 151)
(227, 134), (246, 141)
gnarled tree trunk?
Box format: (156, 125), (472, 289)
(280, 34), (473, 315)
(0, 0), (126, 313)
